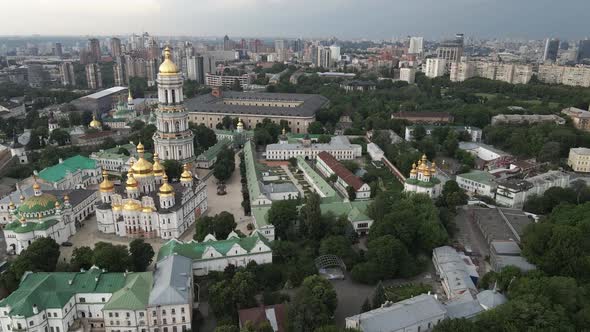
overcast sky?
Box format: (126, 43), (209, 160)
(2, 0), (589, 40)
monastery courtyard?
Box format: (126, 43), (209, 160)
(60, 152), (249, 266)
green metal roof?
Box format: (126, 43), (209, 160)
(405, 177), (441, 188)
(296, 156), (339, 202)
(244, 141), (264, 202)
(38, 155), (97, 183)
(17, 193), (60, 215)
(103, 273), (153, 311)
(320, 200), (372, 222)
(0, 268), (128, 318)
(157, 233), (271, 262)
(5, 219), (60, 233)
(457, 170), (496, 186)
(197, 139), (231, 161)
(251, 206), (272, 227)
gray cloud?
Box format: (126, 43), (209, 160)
(1, 0), (589, 39)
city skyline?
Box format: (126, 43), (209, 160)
(2, 0), (590, 39)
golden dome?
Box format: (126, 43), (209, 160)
(421, 154), (427, 161)
(237, 118), (244, 129)
(128, 89), (133, 103)
(112, 203), (122, 211)
(123, 200), (141, 212)
(89, 115), (102, 129)
(126, 173), (138, 189)
(423, 168), (431, 177)
(8, 201), (15, 209)
(99, 170), (115, 193)
(158, 47), (179, 75)
(131, 142), (153, 177)
(159, 175), (175, 197)
(64, 195), (69, 202)
(19, 195), (25, 202)
(54, 201), (61, 208)
(33, 182), (40, 190)
(19, 215), (26, 224)
(410, 163), (417, 175)
(142, 206), (154, 213)
(152, 153), (165, 176)
(180, 164), (193, 182)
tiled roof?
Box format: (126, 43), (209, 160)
(38, 155), (97, 183)
(197, 139), (231, 161)
(317, 151), (365, 190)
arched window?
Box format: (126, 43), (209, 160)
(175, 121), (180, 132)
(164, 122), (169, 133)
(164, 90), (168, 104)
(171, 90), (176, 104)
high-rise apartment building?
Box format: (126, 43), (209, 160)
(538, 64), (590, 87)
(223, 35), (231, 51)
(408, 37), (424, 55)
(400, 67), (416, 84)
(59, 62), (76, 86)
(88, 38), (101, 63)
(86, 63), (103, 89)
(54, 42), (63, 58)
(329, 45), (341, 62)
(577, 40), (590, 63)
(543, 38), (560, 63)
(424, 58), (447, 78)
(317, 46), (332, 68)
(450, 60), (533, 84)
(110, 37), (122, 57)
(275, 39), (287, 62)
(436, 34), (464, 69)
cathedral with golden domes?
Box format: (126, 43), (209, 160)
(96, 142), (207, 239)
(95, 48), (207, 239)
(403, 154), (442, 198)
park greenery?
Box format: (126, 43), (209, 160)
(213, 146), (236, 181)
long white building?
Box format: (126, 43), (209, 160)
(156, 231), (273, 276)
(265, 133), (362, 161)
(0, 256), (194, 332)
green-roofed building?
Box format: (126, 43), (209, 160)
(157, 231), (272, 276)
(3, 183), (97, 255)
(0, 267), (130, 331)
(37, 155), (101, 190)
(456, 170), (497, 198)
(0, 266), (194, 332)
(195, 139), (231, 169)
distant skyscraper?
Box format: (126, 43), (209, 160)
(223, 35), (231, 51)
(317, 46), (332, 68)
(147, 39), (160, 61)
(543, 38), (560, 63)
(110, 37), (122, 57)
(54, 43), (63, 58)
(275, 39), (287, 62)
(27, 64), (45, 88)
(329, 45), (341, 62)
(436, 33), (464, 70)
(577, 40), (590, 63)
(86, 63), (102, 89)
(408, 37), (424, 55)
(424, 58), (447, 78)
(59, 62), (75, 86)
(88, 38), (101, 63)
